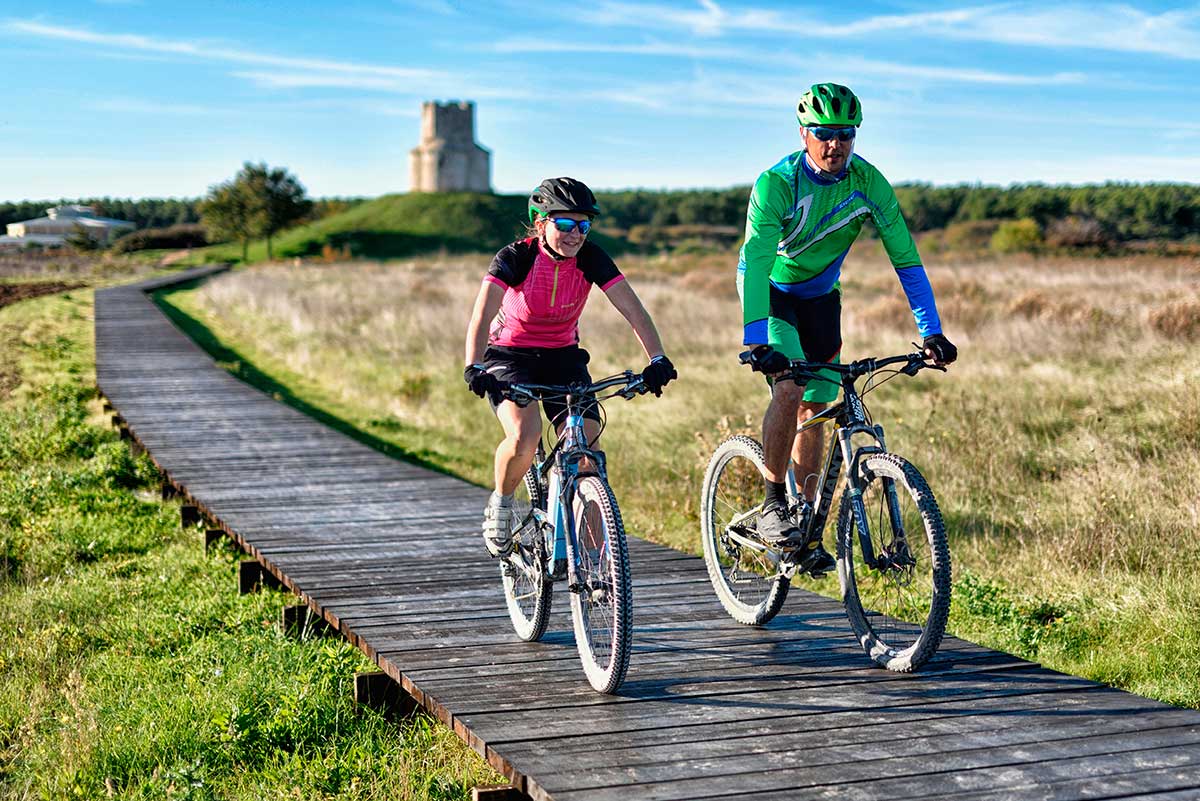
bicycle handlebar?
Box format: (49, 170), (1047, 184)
(498, 370), (650, 405)
(738, 349), (945, 383)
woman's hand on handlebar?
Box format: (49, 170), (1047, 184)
(640, 355), (677, 397)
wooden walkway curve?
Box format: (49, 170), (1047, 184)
(95, 267), (1200, 801)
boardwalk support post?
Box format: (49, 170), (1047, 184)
(281, 605), (334, 639)
(353, 671), (417, 720)
(162, 482), (179, 500)
(204, 529), (224, 551)
(181, 504), (201, 528)
(471, 787), (531, 801)
(239, 559), (284, 594)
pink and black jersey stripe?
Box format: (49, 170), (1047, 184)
(485, 238), (625, 349)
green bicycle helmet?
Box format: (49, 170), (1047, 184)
(796, 83), (863, 127)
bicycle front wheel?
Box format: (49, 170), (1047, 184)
(501, 466), (552, 642)
(700, 435), (789, 625)
(837, 453), (951, 671)
(569, 476), (633, 694)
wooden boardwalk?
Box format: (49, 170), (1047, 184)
(96, 268), (1200, 801)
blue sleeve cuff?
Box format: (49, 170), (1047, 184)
(743, 319), (769, 345)
(895, 265), (942, 338)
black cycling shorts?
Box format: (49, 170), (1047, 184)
(767, 287), (843, 403)
(483, 344), (601, 426)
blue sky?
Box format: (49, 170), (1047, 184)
(3, 1), (1199, 200)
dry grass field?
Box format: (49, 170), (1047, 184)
(160, 245), (1200, 706)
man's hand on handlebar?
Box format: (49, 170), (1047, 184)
(922, 333), (958, 366)
(743, 345), (790, 375)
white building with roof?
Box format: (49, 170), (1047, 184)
(0, 205), (135, 249)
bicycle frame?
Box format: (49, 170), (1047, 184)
(508, 374), (638, 589)
(769, 353), (936, 574)
(542, 403), (596, 587)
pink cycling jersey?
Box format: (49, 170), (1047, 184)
(485, 237), (625, 349)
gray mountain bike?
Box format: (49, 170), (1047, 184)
(498, 371), (649, 694)
(700, 350), (951, 672)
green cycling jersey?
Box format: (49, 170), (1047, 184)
(738, 150), (940, 345)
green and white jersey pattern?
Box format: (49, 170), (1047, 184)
(738, 150), (941, 344)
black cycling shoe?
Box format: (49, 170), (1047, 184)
(798, 541), (837, 578)
(756, 501), (804, 547)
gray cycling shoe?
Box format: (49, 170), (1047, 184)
(756, 501), (804, 547)
(482, 501), (514, 557)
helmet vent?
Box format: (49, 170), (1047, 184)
(849, 98), (858, 118)
(818, 85), (831, 96)
(832, 98), (842, 114)
(812, 97), (824, 114)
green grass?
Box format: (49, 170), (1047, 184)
(156, 251), (1200, 709)
(184, 192), (632, 265)
(0, 287), (502, 799)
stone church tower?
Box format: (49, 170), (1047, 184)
(409, 101), (491, 192)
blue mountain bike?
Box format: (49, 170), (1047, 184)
(498, 371), (649, 694)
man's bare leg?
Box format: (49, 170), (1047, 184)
(789, 399), (836, 574)
(791, 401), (827, 504)
(758, 379), (805, 544)
(762, 379), (804, 482)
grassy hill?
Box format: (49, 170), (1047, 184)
(194, 192), (631, 264)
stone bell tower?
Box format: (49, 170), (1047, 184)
(409, 100), (492, 192)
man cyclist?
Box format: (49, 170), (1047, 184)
(738, 82), (957, 575)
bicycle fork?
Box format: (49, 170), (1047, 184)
(837, 424), (909, 571)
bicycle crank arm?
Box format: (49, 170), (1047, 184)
(724, 528), (774, 555)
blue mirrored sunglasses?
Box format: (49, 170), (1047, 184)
(807, 126), (857, 142)
(548, 217), (592, 235)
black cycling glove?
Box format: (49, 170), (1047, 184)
(640, 355), (677, 397)
(464, 364), (501, 400)
(747, 345), (790, 374)
(922, 334), (958, 365)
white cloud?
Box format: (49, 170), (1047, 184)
(583, 1), (987, 38)
(4, 20), (442, 79)
(232, 70), (540, 104)
(581, 1), (1200, 61)
(491, 36), (743, 59)
(87, 98), (222, 115)
(494, 35), (1087, 87)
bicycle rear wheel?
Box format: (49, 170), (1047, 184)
(501, 465), (552, 642)
(569, 475), (633, 694)
(700, 435), (789, 625)
(837, 453), (950, 671)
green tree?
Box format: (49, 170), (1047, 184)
(200, 163), (311, 262)
(242, 162), (312, 260)
(200, 176), (259, 263)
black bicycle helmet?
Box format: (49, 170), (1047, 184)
(528, 177), (601, 224)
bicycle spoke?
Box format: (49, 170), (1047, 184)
(839, 454), (950, 672)
(701, 436), (790, 626)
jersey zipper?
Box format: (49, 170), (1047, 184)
(550, 262), (560, 307)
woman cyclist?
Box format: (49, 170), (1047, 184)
(463, 177), (676, 557)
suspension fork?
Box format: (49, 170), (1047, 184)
(839, 423), (890, 569)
